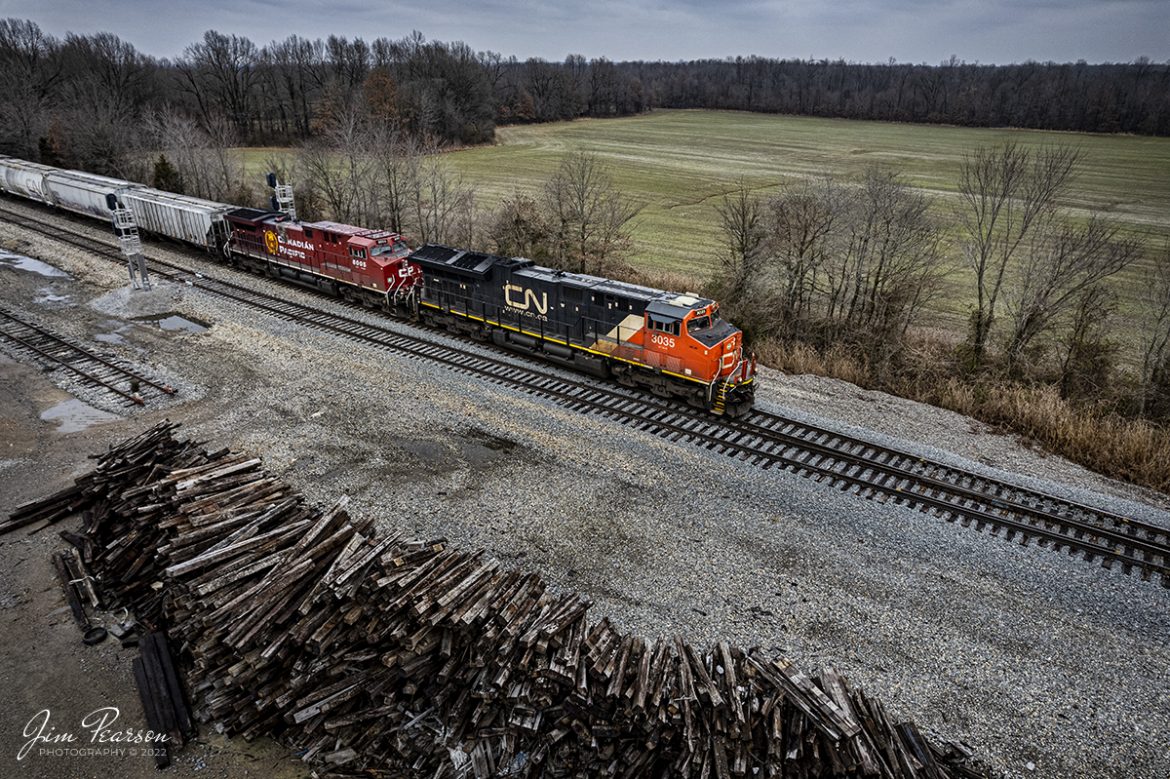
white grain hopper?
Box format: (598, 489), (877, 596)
(42, 169), (142, 219)
(0, 156), (58, 203)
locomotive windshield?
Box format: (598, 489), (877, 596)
(687, 313), (736, 347)
(372, 240), (410, 257)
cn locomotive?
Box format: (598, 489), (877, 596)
(0, 155), (756, 416)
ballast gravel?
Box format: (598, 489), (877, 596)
(0, 203), (1167, 779)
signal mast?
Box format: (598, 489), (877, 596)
(267, 172), (296, 221)
(106, 192), (150, 290)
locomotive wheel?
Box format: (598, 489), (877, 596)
(612, 365), (636, 388)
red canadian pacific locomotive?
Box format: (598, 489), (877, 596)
(225, 208), (419, 301)
(223, 209), (756, 416)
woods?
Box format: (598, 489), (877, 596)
(625, 57), (1170, 135)
(2, 18), (1168, 179)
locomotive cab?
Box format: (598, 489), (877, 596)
(351, 233), (411, 260)
(643, 295), (755, 415)
(344, 231), (418, 295)
(643, 295), (739, 378)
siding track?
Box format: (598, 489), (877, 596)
(0, 304), (175, 406)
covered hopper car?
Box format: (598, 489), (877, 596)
(0, 156), (231, 251)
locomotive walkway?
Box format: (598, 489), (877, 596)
(3, 201), (1167, 588)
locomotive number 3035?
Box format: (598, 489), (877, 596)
(650, 334), (676, 348)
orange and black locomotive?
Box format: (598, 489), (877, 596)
(410, 245), (755, 416)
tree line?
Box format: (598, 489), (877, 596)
(0, 20), (504, 174)
(621, 57), (1170, 135)
(2, 18), (1168, 179)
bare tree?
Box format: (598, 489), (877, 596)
(822, 167), (943, 341)
(957, 143), (1079, 366)
(61, 33), (152, 113)
(450, 184), (480, 249)
(1057, 286), (1117, 400)
(297, 108), (377, 224)
(486, 194), (553, 259)
(292, 115), (473, 242)
(53, 33), (154, 175)
(762, 177), (839, 329)
(544, 151), (637, 274)
(147, 108), (245, 203)
(0, 19), (61, 158)
(1140, 244), (1170, 417)
(1003, 217), (1140, 370)
(262, 35), (326, 138)
(714, 180), (765, 304)
(177, 30), (260, 138)
(56, 92), (138, 176)
(325, 35), (370, 106)
(204, 115), (248, 203)
(407, 144), (476, 245)
(368, 123), (419, 234)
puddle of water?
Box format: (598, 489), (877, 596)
(95, 319), (131, 346)
(40, 398), (119, 434)
(35, 287), (71, 305)
(0, 251), (70, 278)
(133, 312), (209, 333)
(458, 429), (519, 466)
(94, 332), (127, 345)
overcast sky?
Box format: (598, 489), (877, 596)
(6, 0), (1166, 64)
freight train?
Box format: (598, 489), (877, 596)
(0, 155), (756, 416)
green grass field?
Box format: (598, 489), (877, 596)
(445, 110), (1170, 272)
(441, 110), (1170, 352)
(242, 110), (1170, 348)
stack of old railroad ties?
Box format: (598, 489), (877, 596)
(5, 423), (986, 778)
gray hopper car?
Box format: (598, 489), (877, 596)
(0, 156), (231, 252)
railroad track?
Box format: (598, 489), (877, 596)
(0, 305), (175, 406)
(3, 201), (1167, 587)
(727, 411), (1169, 581)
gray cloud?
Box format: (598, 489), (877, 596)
(2, 0), (1165, 63)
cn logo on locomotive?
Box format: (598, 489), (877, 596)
(503, 284), (549, 316)
(263, 230), (279, 255)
